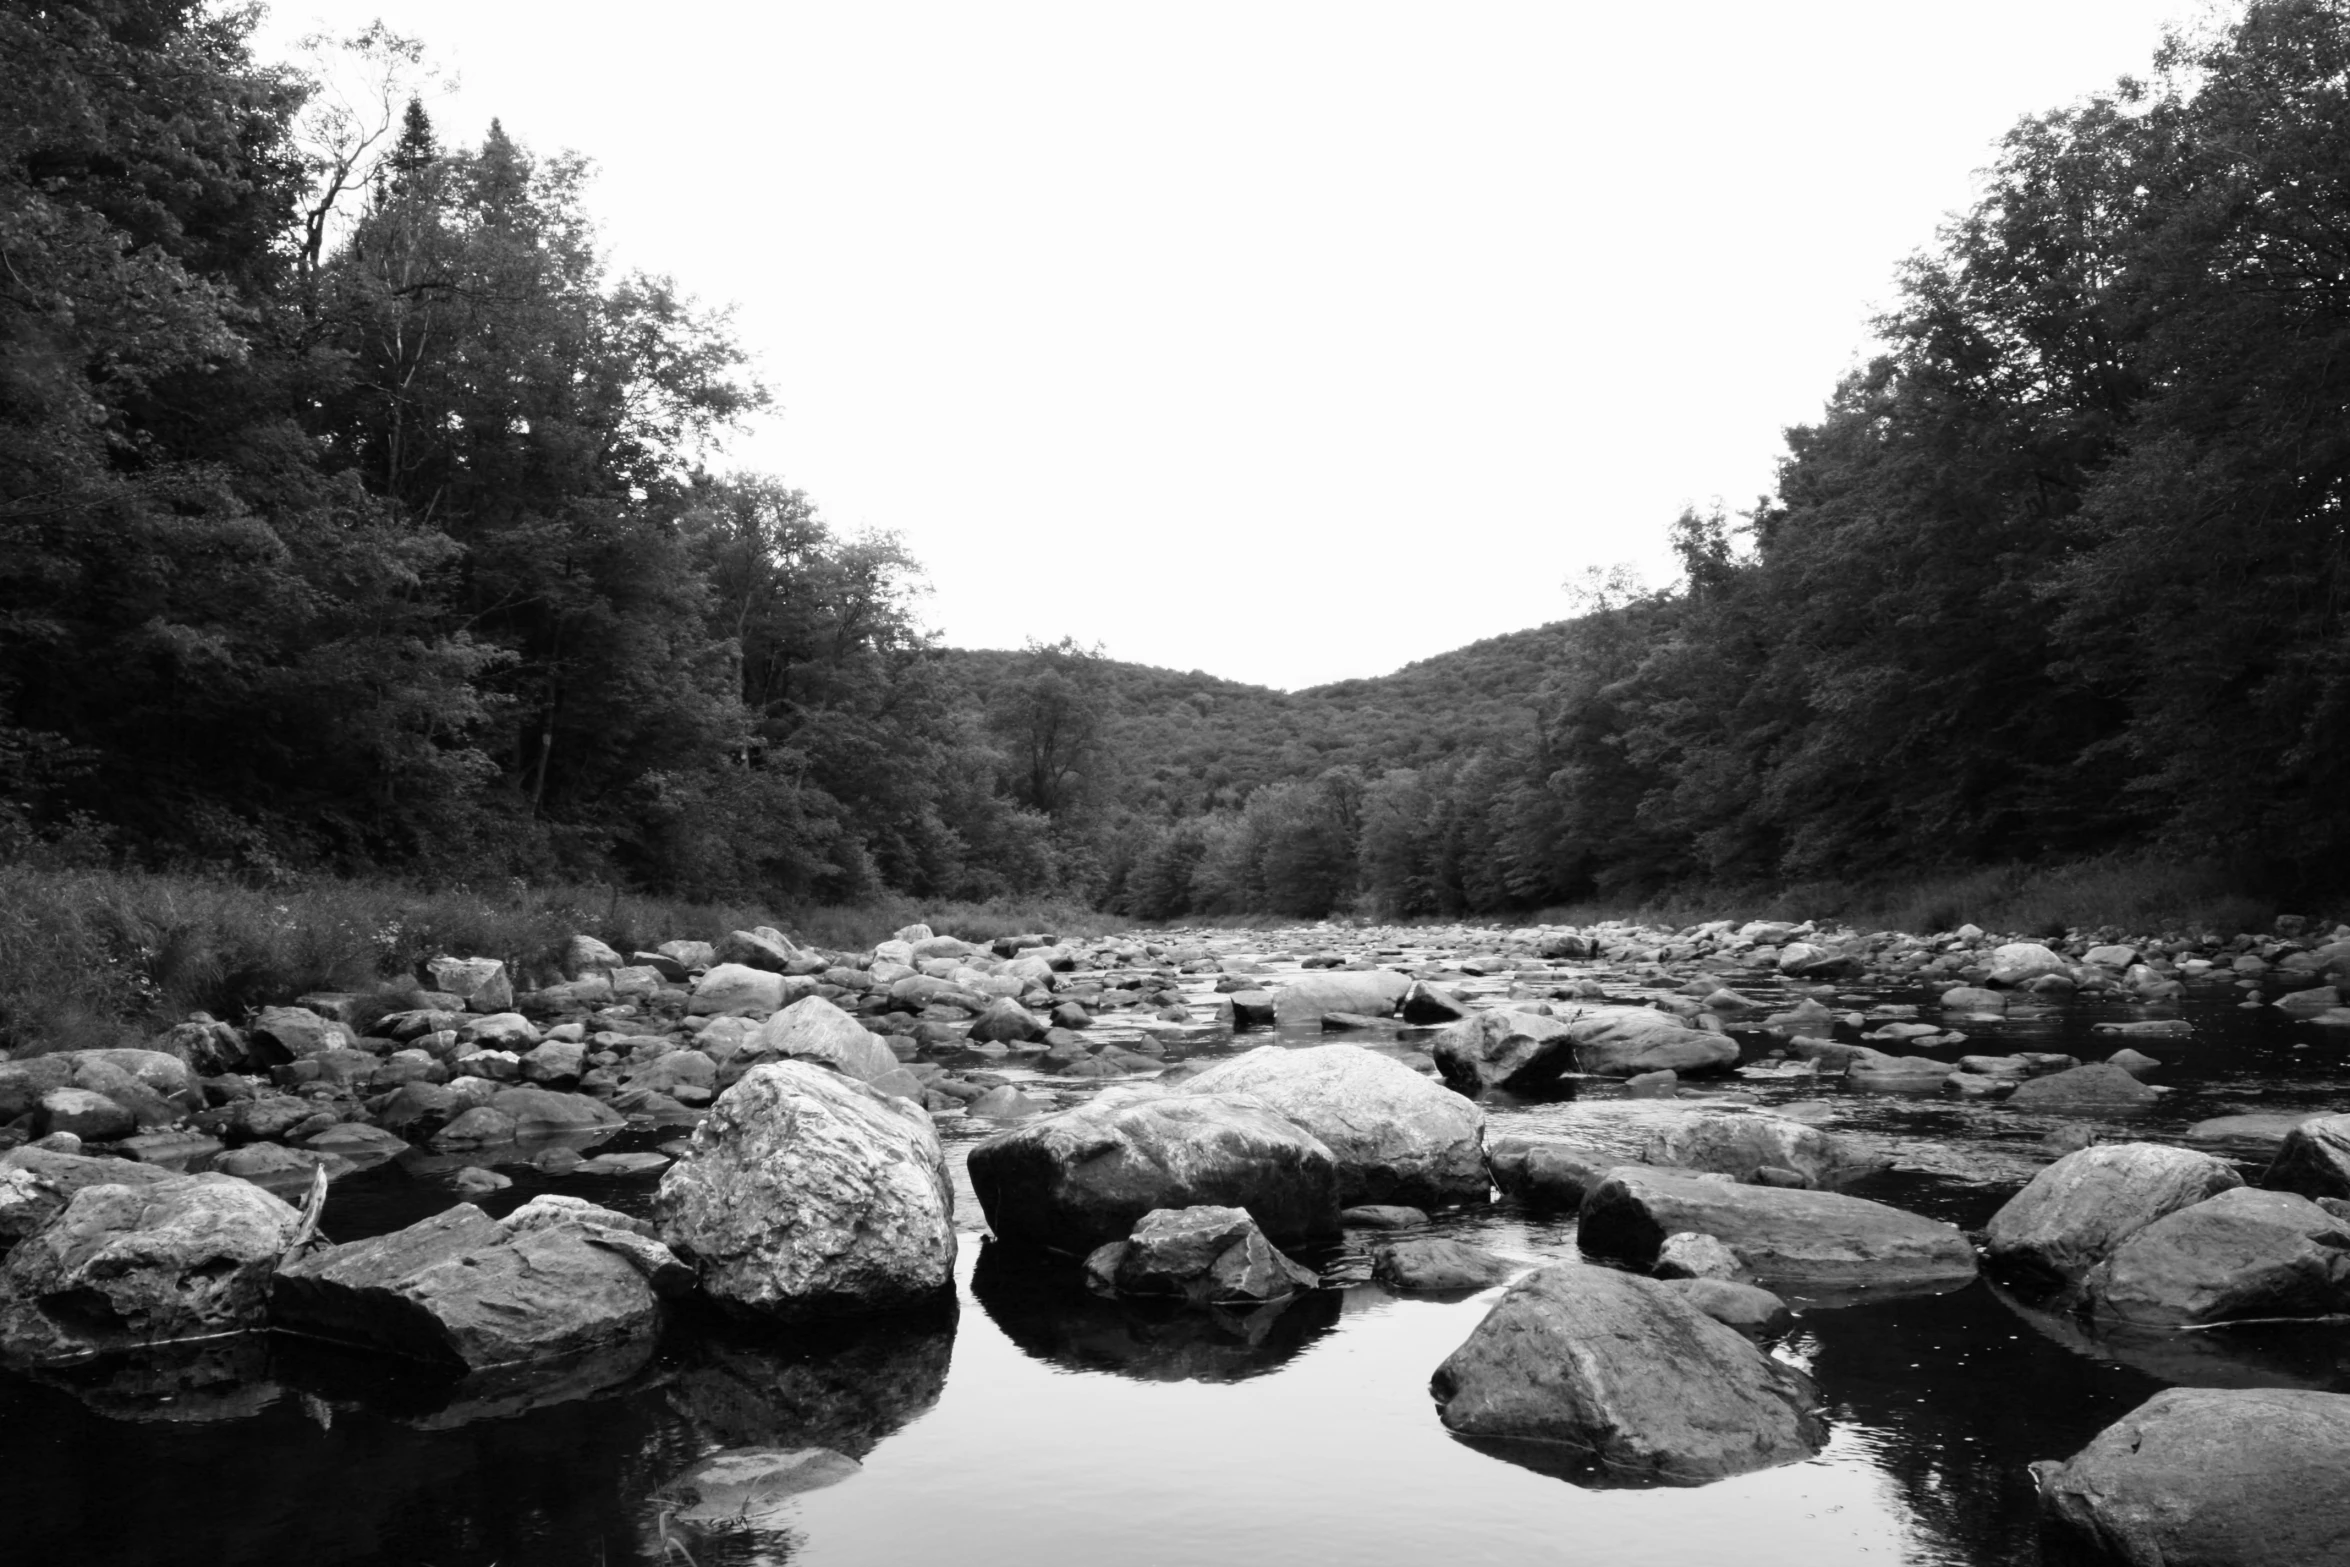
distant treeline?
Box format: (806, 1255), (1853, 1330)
(7, 2), (2348, 919)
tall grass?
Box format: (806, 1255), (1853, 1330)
(0, 865), (1121, 1056)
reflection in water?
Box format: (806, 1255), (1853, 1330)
(663, 1303), (957, 1456)
(1988, 1274), (2350, 1393)
(274, 1330), (662, 1430)
(24, 1333), (282, 1425)
(972, 1241), (1341, 1382)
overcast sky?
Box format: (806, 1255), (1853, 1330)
(257, 0), (2201, 690)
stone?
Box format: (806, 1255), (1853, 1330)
(965, 1086), (1053, 1119)
(2262, 1113), (2350, 1201)
(1653, 1231), (1749, 1282)
(655, 1061), (956, 1317)
(688, 964), (790, 1017)
(0, 1173), (300, 1365)
(302, 1123), (409, 1157)
(968, 1091), (1342, 1256)
(1566, 1007), (1738, 1078)
(2104, 1047), (2162, 1077)
(1985, 1142), (2245, 1286)
(1371, 1236), (1518, 1292)
(656, 1446), (862, 1530)
(714, 928), (800, 972)
(0, 1147), (179, 1247)
(2083, 1186), (2350, 1326)
(451, 1166), (511, 1195)
(245, 1006), (353, 1066)
(1939, 984), (2007, 1013)
(1986, 942), (2068, 987)
(1580, 1167), (1977, 1294)
(728, 996), (916, 1098)
(1429, 1262), (1824, 1486)
(489, 1087), (624, 1136)
(2034, 1387), (2350, 1567)
(1661, 1277), (1793, 1337)
(1086, 1205), (1317, 1305)
(1399, 981), (1469, 1024)
(38, 1088), (134, 1142)
(1845, 1055), (1955, 1092)
(968, 997), (1049, 1045)
(423, 956), (514, 1013)
(565, 934), (625, 974)
(1183, 1043), (1487, 1208)
(1638, 1109), (1889, 1189)
(1340, 1204), (1429, 1229)
(1486, 1136), (1615, 1209)
(275, 1194), (682, 1370)
(1270, 969), (1413, 1023)
(1430, 1009), (1577, 1093)
(522, 1039), (587, 1084)
(459, 1012), (539, 1049)
(2006, 1063), (2160, 1112)
(2187, 1112), (2324, 1156)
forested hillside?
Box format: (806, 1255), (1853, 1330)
(7, 1), (2349, 922)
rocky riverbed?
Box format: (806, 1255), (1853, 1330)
(4, 914), (2349, 1565)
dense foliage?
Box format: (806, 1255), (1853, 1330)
(7, 1), (2347, 919)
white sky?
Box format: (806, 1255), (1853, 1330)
(257, 0), (2204, 691)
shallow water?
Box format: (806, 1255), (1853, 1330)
(6, 956), (2347, 1566)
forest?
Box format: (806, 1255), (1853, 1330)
(6, 0), (2349, 923)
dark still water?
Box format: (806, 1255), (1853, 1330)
(6, 963), (2346, 1567)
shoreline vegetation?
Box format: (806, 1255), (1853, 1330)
(0, 855), (2312, 1056)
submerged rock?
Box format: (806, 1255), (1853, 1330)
(1985, 1142), (2245, 1287)
(0, 1173), (300, 1365)
(1371, 1237), (1519, 1293)
(656, 1061), (956, 1318)
(2034, 1387), (2350, 1566)
(969, 1091), (1341, 1256)
(1579, 1167), (1978, 1295)
(2007, 1063), (2160, 1112)
(1429, 1261), (1824, 1486)
(1184, 1044), (1487, 1207)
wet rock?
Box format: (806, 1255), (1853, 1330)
(487, 1086), (623, 1137)
(2104, 1047), (2162, 1077)
(1568, 1007), (1739, 1078)
(1083, 1205), (1317, 1305)
(969, 1091), (1342, 1256)
(655, 1446), (862, 1533)
(969, 997), (1049, 1044)
(2083, 1186), (2350, 1326)
(2007, 1063), (2159, 1112)
(1638, 1109), (1890, 1189)
(0, 1147), (177, 1246)
(0, 1173), (300, 1365)
(2034, 1387), (2350, 1567)
(1400, 981), (1469, 1024)
(965, 1085), (1054, 1119)
(1846, 1056), (1954, 1092)
(1429, 1262), (1824, 1487)
(1486, 1136), (1615, 1208)
(2186, 1112), (2325, 1157)
(432, 1106), (518, 1146)
(656, 1061), (956, 1317)
(370, 1082), (461, 1140)
(1341, 1204), (1428, 1229)
(451, 1166), (510, 1195)
(302, 1123), (408, 1158)
(1662, 1277), (1793, 1337)
(274, 1195), (680, 1370)
(1371, 1237), (1517, 1292)
(1580, 1167), (1978, 1296)
(1624, 1069), (1679, 1098)
(1430, 1009), (1577, 1093)
(2262, 1113), (2350, 1201)
(1184, 1043), (1487, 1208)
(1270, 969), (1412, 1023)
(1986, 1142), (2245, 1286)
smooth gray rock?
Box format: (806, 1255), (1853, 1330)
(1084, 1205), (1317, 1305)
(1566, 1007), (1739, 1078)
(1270, 969), (1412, 1024)
(969, 1090), (1341, 1256)
(0, 1147), (177, 1247)
(2007, 1063), (2159, 1112)
(0, 1173), (300, 1365)
(274, 1194), (680, 1369)
(1371, 1237), (1518, 1292)
(1184, 1044), (1487, 1207)
(1486, 1136), (1617, 1208)
(2082, 1186), (2350, 1327)
(656, 1061), (955, 1317)
(724, 996), (915, 1097)
(1580, 1167), (1978, 1294)
(2263, 1113), (2350, 1201)
(1638, 1109), (1889, 1189)
(1431, 1009), (1577, 1093)
(2034, 1387), (2350, 1567)
(1985, 1142), (2244, 1285)
(1429, 1262), (1824, 1486)
(1662, 1277), (1793, 1337)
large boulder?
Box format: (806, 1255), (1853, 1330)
(689, 964), (800, 1017)
(1579, 1167), (1978, 1294)
(1430, 1010), (1577, 1094)
(0, 1173), (300, 1365)
(1183, 1044), (1487, 1207)
(1987, 942), (2068, 987)
(1487, 1137), (1617, 1209)
(969, 1091), (1342, 1256)
(1083, 1205), (1317, 1305)
(2082, 1186), (2350, 1326)
(1429, 1262), (1824, 1486)
(1638, 1109), (1889, 1189)
(0, 1147), (178, 1247)
(723, 995), (921, 1099)
(2034, 1387), (2350, 1567)
(714, 927), (800, 972)
(273, 1195), (683, 1369)
(656, 1061), (955, 1317)
(2262, 1113), (2350, 1201)
(246, 1006), (354, 1065)
(1985, 1142), (2245, 1286)
(1566, 1007), (1739, 1078)
(1269, 969), (1412, 1023)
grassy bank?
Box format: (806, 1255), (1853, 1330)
(0, 864), (1117, 1055)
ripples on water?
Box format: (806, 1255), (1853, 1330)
(4, 951), (2345, 1565)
